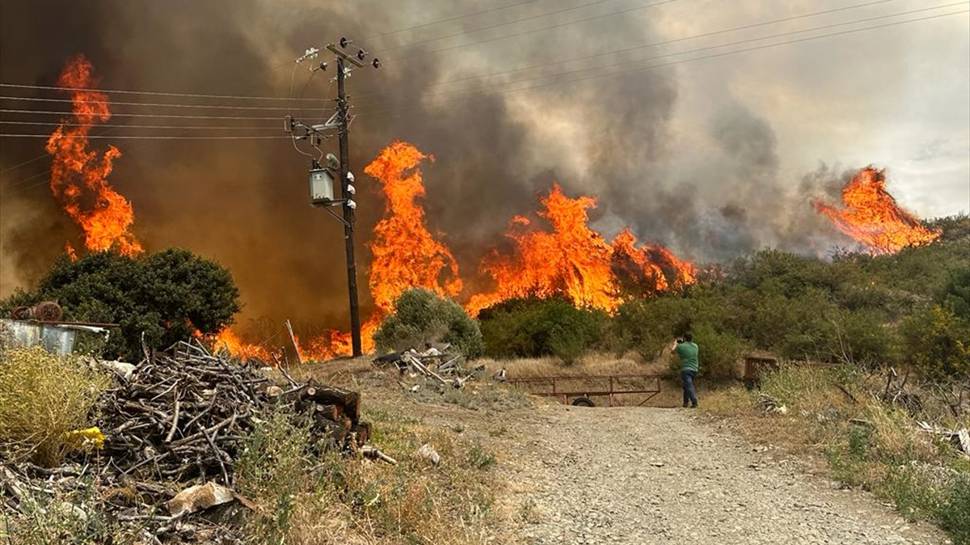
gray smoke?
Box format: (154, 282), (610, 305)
(0, 0), (853, 335)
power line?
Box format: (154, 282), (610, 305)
(0, 1), (676, 112)
(354, 0), (901, 102)
(375, 0), (621, 55)
(1, 167), (50, 189)
(0, 83), (324, 103)
(0, 134), (292, 140)
(365, 0), (541, 41)
(356, 3), (967, 113)
(378, 0), (681, 60)
(0, 95), (329, 112)
(263, 0), (543, 69)
(0, 109), (283, 121)
(4, 6), (965, 194)
(0, 153), (48, 173)
(0, 120), (280, 130)
(359, 8), (969, 121)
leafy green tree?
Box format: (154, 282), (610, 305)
(2, 249), (240, 360)
(374, 288), (484, 358)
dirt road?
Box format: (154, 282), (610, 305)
(505, 405), (947, 545)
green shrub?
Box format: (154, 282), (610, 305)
(612, 295), (696, 360)
(1, 249), (240, 361)
(375, 288), (484, 358)
(940, 474), (970, 545)
(478, 296), (606, 363)
(900, 305), (970, 380)
(689, 323), (748, 380)
(942, 267), (970, 320)
(881, 464), (946, 522)
(0, 346), (110, 466)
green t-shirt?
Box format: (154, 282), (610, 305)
(675, 341), (699, 373)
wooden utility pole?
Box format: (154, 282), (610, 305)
(335, 56), (362, 357)
(286, 38), (379, 358)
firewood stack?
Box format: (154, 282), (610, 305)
(98, 340), (371, 489)
(0, 340), (380, 542)
(286, 380), (371, 448)
(98, 340), (268, 488)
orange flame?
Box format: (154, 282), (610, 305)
(467, 184), (616, 314)
(813, 167), (941, 254)
(466, 184), (696, 316)
(45, 56), (142, 257)
(289, 141), (462, 360)
(364, 140), (462, 313)
(211, 328), (273, 362)
(611, 228), (696, 294)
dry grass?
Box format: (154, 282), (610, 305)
(236, 402), (512, 545)
(0, 346), (110, 466)
(701, 364), (970, 542)
(239, 361), (519, 545)
(478, 351), (658, 379)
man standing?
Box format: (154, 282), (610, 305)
(673, 333), (699, 408)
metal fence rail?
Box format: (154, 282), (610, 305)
(508, 374), (661, 407)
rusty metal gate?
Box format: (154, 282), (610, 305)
(508, 374), (661, 407)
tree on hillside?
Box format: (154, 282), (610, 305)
(2, 249), (240, 360)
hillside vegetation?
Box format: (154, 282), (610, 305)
(477, 215), (970, 381)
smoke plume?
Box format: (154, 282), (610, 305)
(0, 0), (867, 336)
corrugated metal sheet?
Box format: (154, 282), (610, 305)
(0, 319), (108, 356)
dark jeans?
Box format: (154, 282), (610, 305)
(681, 370), (698, 407)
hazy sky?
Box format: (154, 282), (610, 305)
(1, 0), (968, 326)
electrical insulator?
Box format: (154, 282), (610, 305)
(346, 199), (357, 210)
(346, 171), (355, 183)
(346, 184), (356, 195)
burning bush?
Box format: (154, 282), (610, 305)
(478, 296), (607, 364)
(0, 346), (110, 466)
(2, 249), (240, 360)
(374, 288), (484, 358)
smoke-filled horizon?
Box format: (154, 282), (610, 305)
(2, 0), (968, 336)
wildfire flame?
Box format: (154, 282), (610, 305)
(813, 167), (941, 254)
(466, 184), (696, 316)
(36, 58), (698, 363)
(212, 328), (272, 362)
(291, 141), (463, 360)
(364, 140), (463, 313)
(46, 56), (142, 257)
(611, 228), (697, 295)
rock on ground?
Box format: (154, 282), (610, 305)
(505, 406), (948, 545)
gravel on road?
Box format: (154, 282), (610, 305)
(505, 405), (948, 545)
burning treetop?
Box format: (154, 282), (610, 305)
(364, 140), (463, 314)
(467, 184), (697, 316)
(45, 55), (142, 258)
(813, 167), (941, 254)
